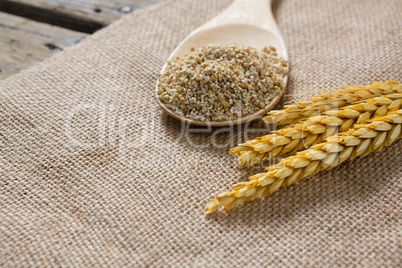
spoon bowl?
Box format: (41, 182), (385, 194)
(156, 0), (288, 126)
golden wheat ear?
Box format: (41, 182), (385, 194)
(206, 109), (402, 214)
(231, 93), (402, 168)
(263, 81), (402, 126)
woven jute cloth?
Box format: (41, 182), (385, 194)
(1, 0), (401, 267)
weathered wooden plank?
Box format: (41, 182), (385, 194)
(0, 0), (162, 79)
(0, 12), (88, 80)
(0, 0), (162, 33)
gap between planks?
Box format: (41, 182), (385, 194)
(0, 0), (162, 33)
(0, 0), (162, 80)
(0, 12), (88, 80)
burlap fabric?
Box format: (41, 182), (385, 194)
(1, 0), (401, 266)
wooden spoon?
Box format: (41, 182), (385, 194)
(156, 0), (288, 126)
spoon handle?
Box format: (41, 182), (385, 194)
(200, 0), (281, 37)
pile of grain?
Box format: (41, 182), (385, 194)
(157, 44), (288, 122)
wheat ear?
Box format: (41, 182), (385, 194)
(231, 93), (402, 167)
(263, 81), (402, 126)
(205, 109), (402, 214)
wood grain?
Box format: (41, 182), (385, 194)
(0, 0), (161, 80)
(0, 12), (88, 80)
(0, 0), (162, 33)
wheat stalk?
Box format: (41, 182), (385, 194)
(231, 93), (402, 167)
(205, 109), (402, 214)
(263, 80), (402, 126)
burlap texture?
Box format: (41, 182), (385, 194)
(1, 0), (401, 266)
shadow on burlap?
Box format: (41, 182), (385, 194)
(0, 0), (401, 266)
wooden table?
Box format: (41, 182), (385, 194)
(0, 0), (162, 80)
